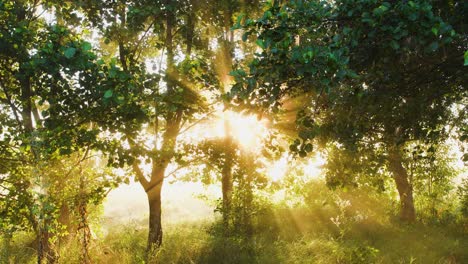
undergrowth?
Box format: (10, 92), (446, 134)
(1, 181), (467, 264)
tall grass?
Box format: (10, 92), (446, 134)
(1, 180), (467, 263)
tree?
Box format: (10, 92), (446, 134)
(0, 1), (122, 262)
(230, 0), (467, 222)
(194, 0), (262, 227)
(69, 0), (220, 254)
(70, 0), (266, 253)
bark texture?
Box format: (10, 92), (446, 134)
(388, 148), (416, 222)
(37, 227), (57, 264)
(146, 182), (163, 252)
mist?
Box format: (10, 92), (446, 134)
(103, 181), (220, 227)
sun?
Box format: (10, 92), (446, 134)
(210, 109), (269, 152)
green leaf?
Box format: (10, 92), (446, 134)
(464, 50), (468, 66)
(64, 47), (76, 59)
(347, 70), (359, 79)
(104, 89), (113, 98)
(299, 130), (309, 140)
(233, 13), (245, 30)
(373, 4), (389, 16)
(298, 150), (307, 158)
(408, 13), (418, 21)
(304, 143), (313, 152)
(230, 70), (246, 78)
(242, 32), (249, 42)
(109, 68), (117, 78)
(390, 40), (400, 50)
(82, 42), (92, 51)
(289, 144), (297, 152)
(256, 39), (266, 49)
(343, 27), (351, 35)
(431, 27), (438, 36)
(379, 5), (389, 12)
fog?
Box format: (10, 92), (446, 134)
(103, 181), (220, 227)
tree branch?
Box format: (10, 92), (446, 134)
(133, 20), (156, 62)
(125, 135), (151, 190)
(164, 156), (205, 179)
(132, 161), (150, 190)
(178, 109), (217, 135)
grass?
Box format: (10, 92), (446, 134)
(1, 184), (467, 264)
(3, 216), (465, 263)
(97, 217), (465, 264)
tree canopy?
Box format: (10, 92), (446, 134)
(0, 0), (466, 263)
(230, 0), (467, 221)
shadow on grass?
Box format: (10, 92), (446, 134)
(2, 194), (467, 264)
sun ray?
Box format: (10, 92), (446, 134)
(209, 108), (269, 152)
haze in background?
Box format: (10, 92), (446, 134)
(103, 181), (220, 226)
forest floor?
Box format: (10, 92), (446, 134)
(3, 210), (467, 264)
(2, 182), (467, 264)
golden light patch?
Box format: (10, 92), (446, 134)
(211, 109), (269, 152)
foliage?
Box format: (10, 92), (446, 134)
(231, 0), (467, 158)
(457, 178), (468, 220)
(0, 0), (466, 262)
(0, 1), (137, 261)
(408, 144), (459, 221)
(230, 0), (467, 222)
(191, 138), (271, 234)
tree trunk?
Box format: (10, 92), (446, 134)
(388, 148), (416, 222)
(133, 161), (167, 258)
(58, 203), (74, 243)
(220, 10), (235, 227)
(243, 153), (254, 237)
(146, 182), (163, 253)
(36, 187), (58, 263)
(37, 226), (57, 264)
(77, 175), (91, 264)
(77, 200), (91, 264)
(222, 119), (233, 226)
(142, 0), (176, 254)
(221, 163), (233, 224)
